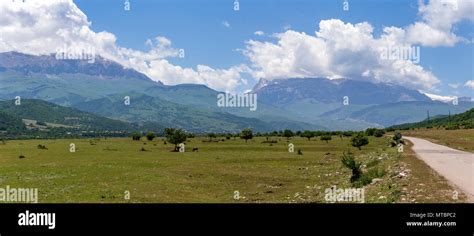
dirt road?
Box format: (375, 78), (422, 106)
(405, 136), (474, 201)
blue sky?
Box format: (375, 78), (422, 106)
(76, 0), (425, 68)
(73, 0), (473, 97)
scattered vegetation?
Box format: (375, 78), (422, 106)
(341, 152), (362, 183)
(373, 129), (385, 137)
(390, 132), (405, 147)
(351, 134), (369, 150)
(165, 128), (187, 151)
(240, 128), (253, 143)
(300, 130), (315, 141)
(131, 132), (141, 141)
(320, 135), (332, 144)
(145, 132), (156, 141)
(282, 129), (294, 141)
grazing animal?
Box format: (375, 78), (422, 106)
(192, 147), (199, 152)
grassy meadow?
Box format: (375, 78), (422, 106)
(0, 135), (465, 203)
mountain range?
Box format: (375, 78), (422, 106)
(0, 51), (472, 132)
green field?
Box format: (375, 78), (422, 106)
(0, 136), (463, 203)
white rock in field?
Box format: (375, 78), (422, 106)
(398, 172), (407, 178)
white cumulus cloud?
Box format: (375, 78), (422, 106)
(405, 0), (474, 47)
(0, 0), (248, 92)
(243, 19), (439, 90)
(465, 80), (474, 89)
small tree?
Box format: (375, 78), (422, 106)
(146, 132), (156, 141)
(373, 129), (385, 137)
(341, 152), (362, 182)
(393, 132), (402, 142)
(131, 132), (141, 141)
(351, 134), (369, 150)
(282, 129), (294, 141)
(365, 128), (377, 136)
(207, 133), (217, 141)
(240, 128), (253, 143)
(165, 128), (187, 151)
(390, 131), (405, 147)
(320, 135), (332, 144)
(342, 131), (353, 138)
(301, 130), (315, 141)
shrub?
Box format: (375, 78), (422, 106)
(351, 134), (369, 150)
(282, 129), (294, 140)
(373, 129), (385, 137)
(240, 128), (253, 143)
(131, 132), (141, 141)
(342, 131), (353, 137)
(365, 128), (377, 136)
(390, 132), (405, 147)
(145, 132), (156, 141)
(320, 135), (332, 143)
(165, 128), (187, 152)
(300, 130), (315, 141)
(341, 152), (362, 182)
(207, 133), (217, 141)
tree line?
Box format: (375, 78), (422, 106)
(130, 127), (388, 151)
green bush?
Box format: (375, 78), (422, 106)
(145, 132), (156, 141)
(373, 129), (385, 137)
(165, 128), (187, 151)
(351, 134), (369, 150)
(365, 128), (377, 136)
(320, 135), (332, 143)
(131, 132), (141, 141)
(341, 152), (362, 182)
(240, 128), (253, 143)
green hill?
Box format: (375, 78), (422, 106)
(73, 94), (273, 133)
(0, 99), (140, 131)
(390, 108), (474, 130)
(348, 101), (473, 127)
(0, 110), (25, 132)
(0, 99), (151, 138)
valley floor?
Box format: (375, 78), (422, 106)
(0, 136), (467, 203)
